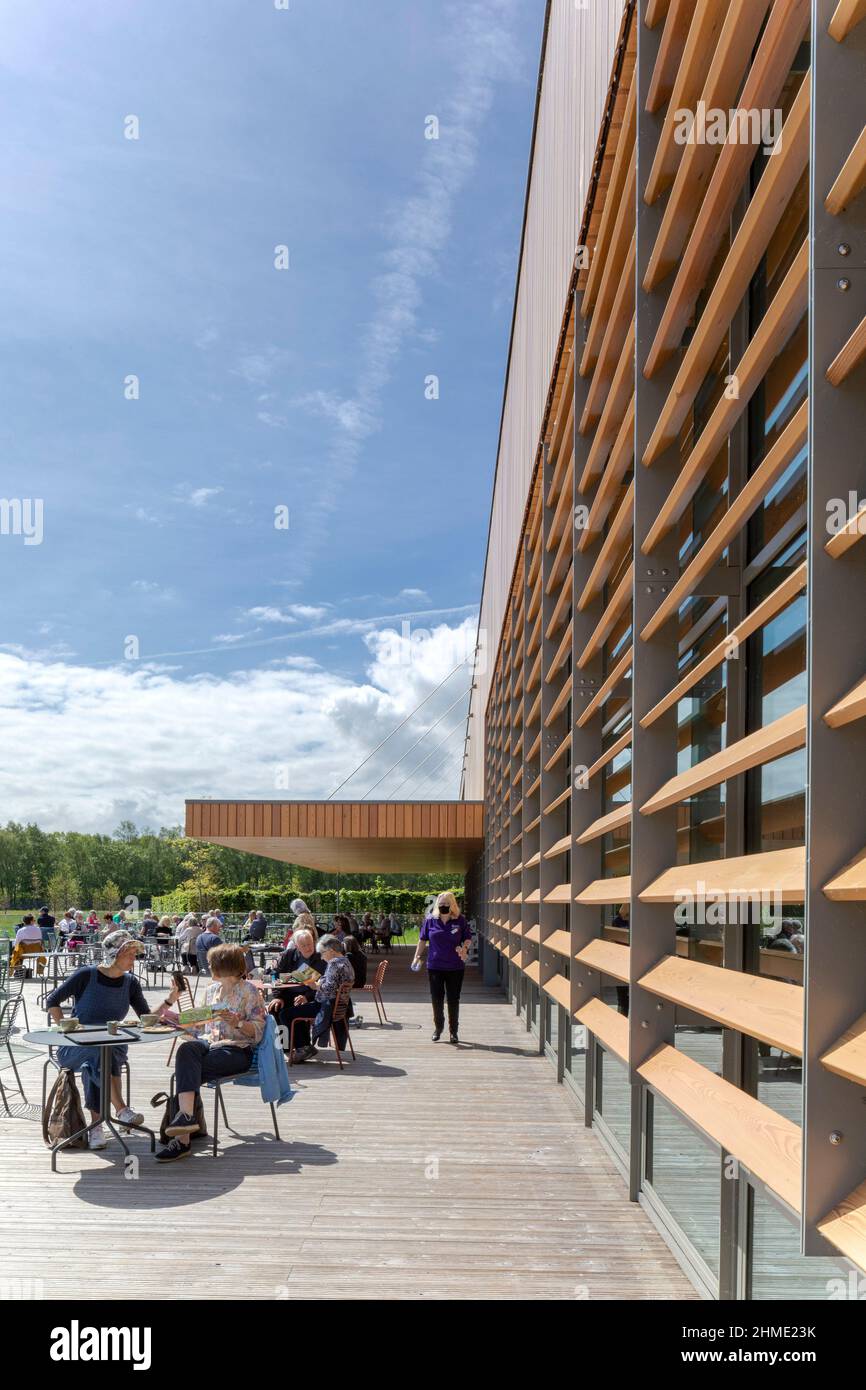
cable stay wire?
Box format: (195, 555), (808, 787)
(387, 720), (467, 799)
(360, 687), (471, 800)
(326, 657), (470, 800)
(409, 744), (465, 799)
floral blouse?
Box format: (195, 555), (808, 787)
(315, 955), (355, 1003)
(201, 979), (266, 1049)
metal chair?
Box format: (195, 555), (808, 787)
(288, 981), (356, 1068)
(4, 973), (30, 1032)
(165, 976), (198, 1067)
(41, 1036), (131, 1113)
(362, 959), (390, 1024)
(168, 1068), (281, 1158)
(0, 995), (29, 1114)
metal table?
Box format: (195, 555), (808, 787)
(24, 1026), (167, 1170)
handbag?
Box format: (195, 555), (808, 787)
(150, 1089), (208, 1143)
(42, 1068), (89, 1149)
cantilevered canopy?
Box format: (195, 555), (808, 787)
(185, 800), (484, 874)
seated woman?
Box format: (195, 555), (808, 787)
(342, 931), (368, 989)
(155, 942), (266, 1162)
(44, 929), (149, 1149)
(286, 934), (354, 1063)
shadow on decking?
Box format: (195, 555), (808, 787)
(69, 1136), (339, 1210)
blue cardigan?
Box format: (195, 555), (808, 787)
(233, 1014), (293, 1105)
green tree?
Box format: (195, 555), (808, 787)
(92, 879), (121, 913)
(46, 868), (82, 915)
(180, 841), (221, 913)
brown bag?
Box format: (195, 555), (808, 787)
(42, 1068), (89, 1149)
(151, 1089), (208, 1143)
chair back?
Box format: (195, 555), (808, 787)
(331, 981), (353, 1024)
(374, 960), (389, 988)
(0, 994), (23, 1044)
(176, 975), (196, 1013)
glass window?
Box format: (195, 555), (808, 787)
(566, 1016), (587, 1093)
(595, 1044), (631, 1157)
(750, 1188), (852, 1300)
(646, 1092), (721, 1279)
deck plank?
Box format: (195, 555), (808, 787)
(0, 954), (695, 1301)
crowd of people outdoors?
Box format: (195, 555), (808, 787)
(9, 901), (408, 972)
(6, 892), (475, 1162)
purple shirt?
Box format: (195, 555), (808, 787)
(420, 914), (472, 971)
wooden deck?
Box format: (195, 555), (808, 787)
(0, 953), (696, 1301)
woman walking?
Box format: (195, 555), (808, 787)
(412, 891), (472, 1044)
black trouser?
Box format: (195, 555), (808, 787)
(428, 968), (464, 1034)
(175, 1040), (251, 1095)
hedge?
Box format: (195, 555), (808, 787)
(151, 884), (462, 918)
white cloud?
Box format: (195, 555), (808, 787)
(233, 349), (285, 387)
(244, 606), (297, 625)
(0, 620), (474, 831)
(288, 603), (329, 621)
(256, 410), (287, 428)
(132, 580), (177, 603)
(188, 486), (222, 507)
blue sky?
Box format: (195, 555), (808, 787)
(0, 0), (543, 831)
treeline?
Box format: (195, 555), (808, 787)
(0, 820), (454, 912)
(153, 886), (443, 918)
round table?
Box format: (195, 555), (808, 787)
(24, 1026), (168, 1171)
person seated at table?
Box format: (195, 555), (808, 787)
(244, 911), (268, 943)
(285, 934), (355, 1063)
(155, 915), (174, 950)
(140, 911), (159, 938)
(86, 910), (100, 930)
(377, 912), (392, 954)
(360, 912), (377, 951)
(58, 908), (77, 940)
(196, 916), (223, 974)
(44, 929), (149, 1149)
(37, 906), (56, 949)
(268, 926), (325, 1045)
(155, 943), (266, 1162)
(67, 912), (88, 950)
(10, 914), (47, 975)
(342, 930), (367, 989)
(331, 913), (351, 939)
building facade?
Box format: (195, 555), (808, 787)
(466, 0), (866, 1298)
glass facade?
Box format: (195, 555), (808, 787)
(478, 2), (863, 1304)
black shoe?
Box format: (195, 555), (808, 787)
(449, 1033), (459, 1045)
(432, 1029), (442, 1042)
(165, 1110), (199, 1136)
(298, 1044), (317, 1061)
(155, 1137), (191, 1162)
